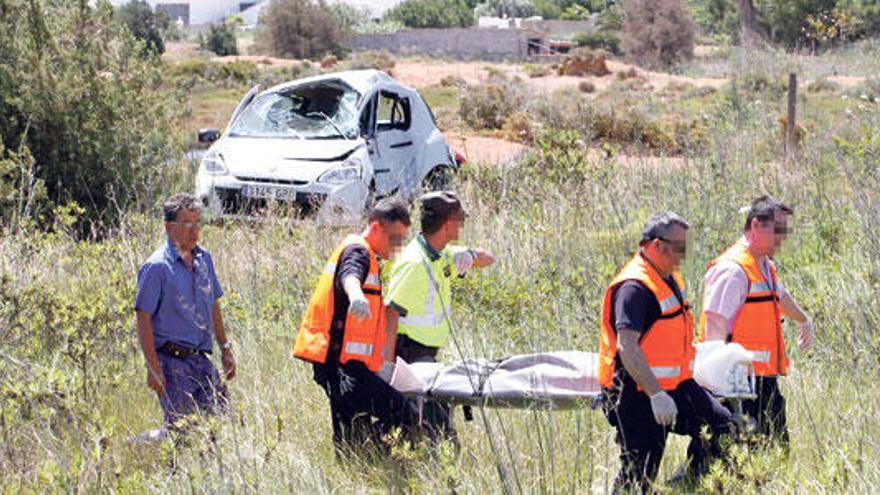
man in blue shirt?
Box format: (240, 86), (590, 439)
(134, 193), (235, 428)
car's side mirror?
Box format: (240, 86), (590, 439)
(198, 128), (221, 144)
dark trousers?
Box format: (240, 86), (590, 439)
(315, 360), (420, 450)
(603, 378), (736, 494)
(737, 376), (788, 444)
(395, 334), (456, 439)
(156, 351), (228, 427)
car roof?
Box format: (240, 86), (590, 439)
(263, 69), (396, 97)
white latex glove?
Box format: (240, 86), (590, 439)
(798, 318), (814, 352)
(452, 250), (475, 275)
(348, 295), (371, 322)
(649, 391), (678, 426)
(377, 362), (395, 383)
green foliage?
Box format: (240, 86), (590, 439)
(689, 0), (880, 48)
(341, 50), (397, 72)
(386, 0), (474, 29)
(0, 0), (184, 230)
(199, 23), (238, 56)
(573, 31), (621, 54)
(687, 0), (739, 43)
(166, 59), (260, 86)
(459, 75), (526, 129)
(622, 0), (695, 69)
(0, 137), (46, 228)
(115, 0), (166, 55)
(475, 0), (536, 17)
(257, 0), (350, 59)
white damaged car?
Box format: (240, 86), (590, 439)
(195, 70), (462, 223)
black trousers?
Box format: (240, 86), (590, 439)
(395, 334), (456, 439)
(315, 360), (420, 450)
(603, 378), (736, 494)
(737, 376), (788, 444)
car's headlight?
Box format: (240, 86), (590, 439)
(318, 157), (363, 184)
(201, 151), (228, 175)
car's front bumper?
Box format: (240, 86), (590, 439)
(195, 174), (368, 225)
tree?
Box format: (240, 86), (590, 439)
(386, 0), (473, 28)
(0, 0), (183, 229)
(621, 0), (695, 69)
(115, 0), (167, 55)
(475, 0), (536, 18)
(257, 0), (350, 58)
(199, 23), (238, 56)
(738, 0), (760, 45)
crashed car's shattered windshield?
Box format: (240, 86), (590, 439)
(229, 82), (360, 139)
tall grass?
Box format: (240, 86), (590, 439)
(2, 48), (880, 493)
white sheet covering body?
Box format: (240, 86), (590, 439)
(391, 345), (756, 409)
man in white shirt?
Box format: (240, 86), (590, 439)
(698, 196), (813, 444)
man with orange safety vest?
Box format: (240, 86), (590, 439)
(698, 196), (813, 444)
(600, 212), (735, 493)
(293, 198), (420, 449)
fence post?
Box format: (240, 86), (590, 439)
(785, 72), (797, 164)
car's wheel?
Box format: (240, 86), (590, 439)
(422, 165), (455, 192)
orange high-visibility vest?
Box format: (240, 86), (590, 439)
(698, 242), (788, 376)
(293, 234), (387, 372)
(599, 253), (696, 391)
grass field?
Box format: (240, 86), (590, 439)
(2, 44), (880, 493)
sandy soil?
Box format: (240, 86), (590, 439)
(446, 134), (529, 167)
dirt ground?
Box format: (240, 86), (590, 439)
(167, 41), (865, 167)
(389, 57), (730, 94)
(445, 134), (529, 167)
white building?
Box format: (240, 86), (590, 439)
(108, 0), (256, 26)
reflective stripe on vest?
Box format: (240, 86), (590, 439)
(651, 366), (681, 378)
(344, 342), (374, 357)
(698, 241), (788, 376)
(398, 251), (450, 329)
(749, 281), (771, 294)
(752, 350), (771, 363)
(293, 234), (387, 372)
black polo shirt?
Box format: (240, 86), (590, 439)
(609, 273), (685, 388)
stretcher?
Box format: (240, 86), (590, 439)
(390, 344), (757, 410)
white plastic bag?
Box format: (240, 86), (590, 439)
(694, 342), (755, 396)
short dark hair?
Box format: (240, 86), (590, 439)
(368, 197), (411, 226)
(420, 191), (465, 234)
(744, 195), (793, 231)
(639, 211), (690, 246)
(163, 193), (202, 222)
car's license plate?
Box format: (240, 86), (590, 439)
(240, 185), (297, 201)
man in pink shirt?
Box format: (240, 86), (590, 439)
(699, 196), (814, 445)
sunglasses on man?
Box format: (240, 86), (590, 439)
(656, 237), (687, 255)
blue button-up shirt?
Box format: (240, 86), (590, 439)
(134, 240), (224, 352)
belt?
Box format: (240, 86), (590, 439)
(159, 342), (208, 358)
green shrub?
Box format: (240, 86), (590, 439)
(621, 0), (694, 69)
(257, 0), (350, 59)
(166, 58), (259, 86)
(199, 23), (238, 56)
(386, 0), (473, 28)
(115, 0), (167, 55)
(573, 31), (621, 55)
(0, 0), (183, 229)
(459, 75), (527, 130)
(578, 80), (596, 93)
(342, 50), (397, 72)
(523, 63), (551, 78)
(807, 77), (842, 93)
